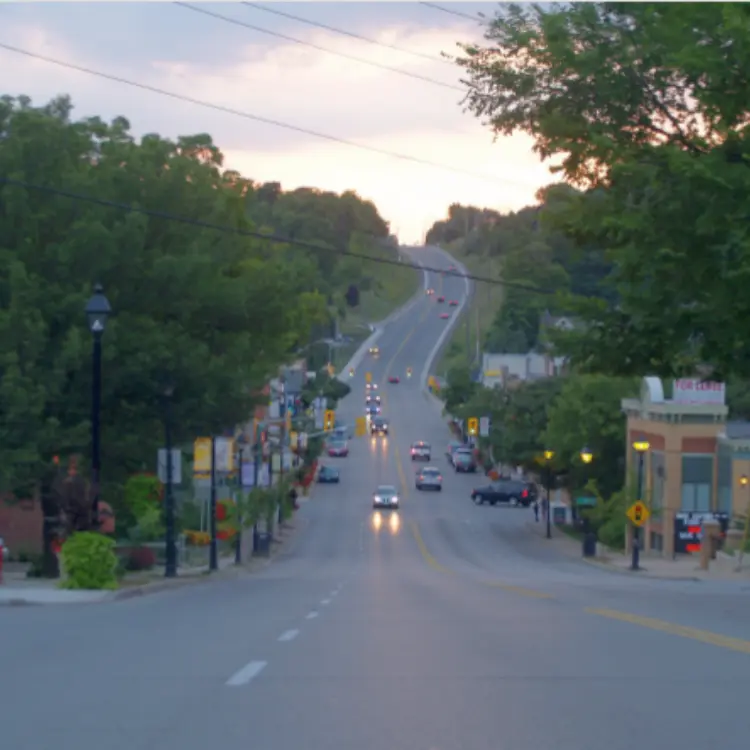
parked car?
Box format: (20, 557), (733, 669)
(453, 449), (477, 473)
(317, 465), (340, 483)
(410, 441), (431, 461)
(446, 441), (464, 462)
(415, 467), (443, 491)
(471, 479), (535, 507)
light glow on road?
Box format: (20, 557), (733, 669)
(372, 511), (383, 530)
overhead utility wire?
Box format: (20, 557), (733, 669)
(0, 42), (527, 188)
(242, 2), (453, 66)
(176, 3), (462, 93)
(0, 178), (556, 298)
(419, 2), (487, 24)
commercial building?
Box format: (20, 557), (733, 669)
(622, 376), (749, 558)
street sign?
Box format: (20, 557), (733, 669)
(365, 371), (372, 384)
(479, 416), (490, 438)
(299, 432), (308, 450)
(193, 438), (211, 476)
(285, 410), (292, 431)
(289, 431), (298, 450)
(626, 501), (650, 527)
(324, 409), (336, 430)
(355, 416), (367, 436)
(467, 417), (478, 436)
(157, 449), (182, 485)
(314, 409), (324, 429)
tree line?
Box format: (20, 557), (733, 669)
(431, 2), (750, 540)
(0, 93), (398, 501)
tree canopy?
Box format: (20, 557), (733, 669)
(0, 94), (393, 497)
(455, 2), (750, 380)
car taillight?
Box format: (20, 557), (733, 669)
(437, 475), (442, 481)
(522, 489), (528, 498)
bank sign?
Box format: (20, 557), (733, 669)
(672, 379), (726, 405)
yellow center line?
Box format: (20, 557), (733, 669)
(484, 581), (554, 599)
(586, 607), (750, 655)
(409, 521), (453, 574)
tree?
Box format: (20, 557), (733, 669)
(442, 363), (478, 414)
(454, 3), (750, 380)
(543, 375), (638, 498)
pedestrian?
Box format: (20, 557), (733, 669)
(533, 500), (540, 522)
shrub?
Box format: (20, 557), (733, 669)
(59, 532), (119, 590)
(184, 530), (210, 546)
(125, 546), (156, 571)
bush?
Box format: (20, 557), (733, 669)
(124, 546), (156, 571)
(59, 532), (119, 590)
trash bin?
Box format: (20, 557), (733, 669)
(582, 532), (597, 558)
(253, 530), (271, 557)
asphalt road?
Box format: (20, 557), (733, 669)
(2, 245), (750, 750)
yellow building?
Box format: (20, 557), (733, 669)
(621, 376), (748, 558)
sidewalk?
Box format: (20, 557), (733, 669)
(525, 520), (750, 582)
(0, 520), (301, 606)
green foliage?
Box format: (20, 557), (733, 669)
(126, 504), (164, 545)
(120, 474), (161, 532)
(442, 363), (478, 414)
(454, 3), (750, 379)
(59, 531), (119, 590)
(0, 94), (391, 501)
(544, 375), (638, 497)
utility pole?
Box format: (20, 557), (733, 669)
(163, 386), (177, 578)
(209, 435), (218, 571)
(235, 444), (243, 565)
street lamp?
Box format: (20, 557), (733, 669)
(578, 448), (596, 557)
(84, 283), (111, 529)
(631, 437), (650, 570)
(162, 383), (177, 578)
(580, 447), (593, 464)
(543, 450), (554, 539)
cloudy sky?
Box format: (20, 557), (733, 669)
(0, 1), (554, 242)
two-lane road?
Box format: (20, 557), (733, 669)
(2, 246), (749, 750)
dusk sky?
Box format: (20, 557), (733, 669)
(0, 1), (555, 242)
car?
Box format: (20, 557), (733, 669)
(388, 375), (400, 384)
(0, 535), (8, 562)
(370, 416), (389, 435)
(426, 288), (435, 295)
(471, 479), (535, 507)
(366, 382), (379, 391)
(317, 465), (340, 483)
(410, 441), (431, 461)
(453, 449), (477, 473)
(369, 346), (380, 356)
(366, 395), (381, 406)
(446, 441), (465, 462)
(366, 404), (381, 417)
(332, 425), (353, 440)
(373, 484), (399, 509)
(440, 312), (450, 319)
(437, 296), (445, 303)
(448, 300), (459, 307)
(415, 467), (443, 491)
(327, 439), (349, 457)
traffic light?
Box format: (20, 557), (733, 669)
(324, 410), (335, 430)
(355, 416), (367, 436)
(467, 417), (478, 436)
(345, 284), (360, 307)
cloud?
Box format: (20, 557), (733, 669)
(0, 4), (555, 243)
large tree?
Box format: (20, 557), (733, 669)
(455, 3), (750, 380)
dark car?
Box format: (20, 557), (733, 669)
(366, 404), (381, 417)
(366, 395), (381, 406)
(317, 465), (340, 483)
(388, 375), (400, 384)
(437, 296), (445, 303)
(448, 300), (459, 307)
(371, 416), (389, 436)
(453, 449), (477, 473)
(471, 479), (535, 507)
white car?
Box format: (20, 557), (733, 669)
(415, 467), (443, 491)
(410, 441), (431, 461)
(373, 484), (399, 509)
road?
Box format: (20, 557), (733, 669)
(2, 245), (750, 750)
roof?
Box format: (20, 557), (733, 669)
(725, 421), (750, 439)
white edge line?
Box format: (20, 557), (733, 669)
(306, 610), (319, 619)
(321, 598), (331, 605)
(278, 629), (300, 642)
(226, 660), (267, 687)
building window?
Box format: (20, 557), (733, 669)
(650, 451), (665, 509)
(681, 455), (714, 512)
(716, 447), (733, 513)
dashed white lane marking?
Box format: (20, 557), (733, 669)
(306, 610), (319, 619)
(278, 629), (299, 642)
(226, 660), (267, 687)
(321, 598), (331, 605)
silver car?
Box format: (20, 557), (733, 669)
(415, 467), (443, 491)
(373, 484), (400, 509)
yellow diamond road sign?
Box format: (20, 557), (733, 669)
(626, 501), (650, 527)
(365, 371), (372, 384)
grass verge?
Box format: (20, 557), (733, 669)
(432, 240), (504, 378)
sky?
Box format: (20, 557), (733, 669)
(0, 1), (556, 243)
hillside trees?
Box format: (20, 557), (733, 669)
(0, 94), (391, 498)
(455, 2), (750, 380)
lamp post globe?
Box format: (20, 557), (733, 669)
(85, 283), (111, 335)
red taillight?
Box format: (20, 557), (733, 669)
(438, 475), (443, 481)
(522, 489), (528, 498)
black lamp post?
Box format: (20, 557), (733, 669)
(163, 384), (177, 578)
(579, 447), (595, 557)
(543, 450), (554, 539)
(84, 283), (111, 529)
(631, 438), (650, 571)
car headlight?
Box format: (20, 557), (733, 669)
(374, 495), (381, 502)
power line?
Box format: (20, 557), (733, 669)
(0, 41), (521, 187)
(419, 2), (487, 24)
(242, 2), (453, 67)
(0, 177), (556, 297)
(176, 3), (462, 92)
